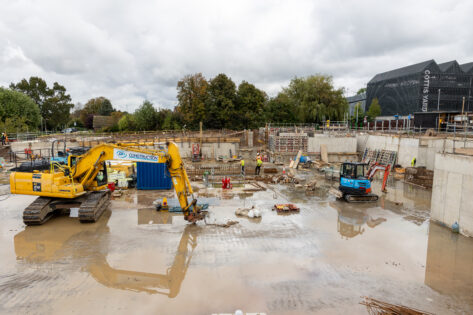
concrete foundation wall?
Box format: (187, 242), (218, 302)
(419, 138), (473, 170)
(357, 134), (419, 166)
(308, 135), (357, 153)
(11, 139), (239, 160)
(356, 134), (473, 169)
(176, 142), (238, 159)
(431, 153), (473, 237)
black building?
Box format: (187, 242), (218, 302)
(366, 60), (473, 116)
(346, 92), (366, 116)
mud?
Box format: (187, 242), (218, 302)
(0, 175), (472, 314)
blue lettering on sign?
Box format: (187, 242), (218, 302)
(114, 149), (159, 162)
(128, 153), (159, 161)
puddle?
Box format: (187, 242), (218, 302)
(1, 175), (472, 314)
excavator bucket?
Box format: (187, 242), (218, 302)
(184, 200), (208, 223)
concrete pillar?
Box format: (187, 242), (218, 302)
(248, 131), (253, 147)
(431, 153), (473, 237)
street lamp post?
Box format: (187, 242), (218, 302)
(468, 76), (472, 112)
(437, 88), (441, 111)
(356, 106), (358, 130)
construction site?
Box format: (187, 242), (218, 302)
(0, 125), (473, 315)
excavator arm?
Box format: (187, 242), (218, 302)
(69, 142), (203, 220)
(10, 141), (205, 224)
(165, 142), (202, 221)
(366, 163), (391, 193)
(67, 143), (168, 190)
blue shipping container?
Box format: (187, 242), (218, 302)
(136, 162), (173, 190)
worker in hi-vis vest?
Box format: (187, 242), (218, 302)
(411, 157), (416, 167)
(240, 159), (245, 175)
(255, 158), (263, 175)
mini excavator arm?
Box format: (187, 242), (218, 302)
(366, 163), (391, 192)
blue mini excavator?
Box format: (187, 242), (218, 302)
(337, 162), (390, 202)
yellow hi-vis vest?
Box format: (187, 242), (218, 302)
(240, 160), (245, 166)
(257, 159), (263, 166)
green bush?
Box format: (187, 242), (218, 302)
(0, 87), (41, 130)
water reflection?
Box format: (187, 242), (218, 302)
(14, 211), (199, 297)
(138, 208), (173, 224)
(330, 202), (386, 239)
(425, 223), (473, 306)
(377, 179), (431, 211)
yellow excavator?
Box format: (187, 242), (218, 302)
(10, 141), (205, 225)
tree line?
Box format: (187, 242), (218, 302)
(0, 73), (368, 133)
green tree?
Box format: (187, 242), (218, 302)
(134, 100), (158, 130)
(206, 74), (236, 129)
(265, 93), (297, 123)
(176, 73), (208, 129)
(160, 109), (181, 130)
(10, 77), (73, 130)
(0, 87), (41, 132)
(356, 88), (367, 95)
(366, 98), (381, 119)
(351, 102), (364, 126)
(118, 113), (136, 131)
(67, 118), (84, 128)
(283, 75), (348, 123)
(0, 117), (30, 133)
(79, 97), (115, 127)
(235, 81), (267, 129)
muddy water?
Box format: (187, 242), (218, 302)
(0, 178), (472, 314)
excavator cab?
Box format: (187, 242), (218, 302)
(339, 162), (378, 202)
(95, 163), (108, 187)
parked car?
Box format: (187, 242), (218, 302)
(62, 127), (78, 134)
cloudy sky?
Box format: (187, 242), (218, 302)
(1, 0), (472, 111)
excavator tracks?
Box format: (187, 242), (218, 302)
(23, 197), (54, 225)
(79, 191), (111, 223)
(344, 193), (379, 203)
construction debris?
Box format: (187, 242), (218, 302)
(312, 160), (329, 170)
(235, 206), (262, 218)
(405, 167), (433, 188)
(292, 150), (303, 169)
(111, 190), (123, 197)
(263, 167), (278, 174)
(205, 219), (239, 228)
(424, 128), (436, 137)
(273, 204), (300, 213)
(271, 173), (301, 185)
(304, 179), (318, 191)
(241, 182), (267, 192)
(360, 296), (433, 315)
(329, 187), (343, 198)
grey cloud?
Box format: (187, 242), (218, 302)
(0, 0), (472, 111)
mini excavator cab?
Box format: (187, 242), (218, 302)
(339, 162), (378, 202)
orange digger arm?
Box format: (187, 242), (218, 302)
(367, 163), (391, 193)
